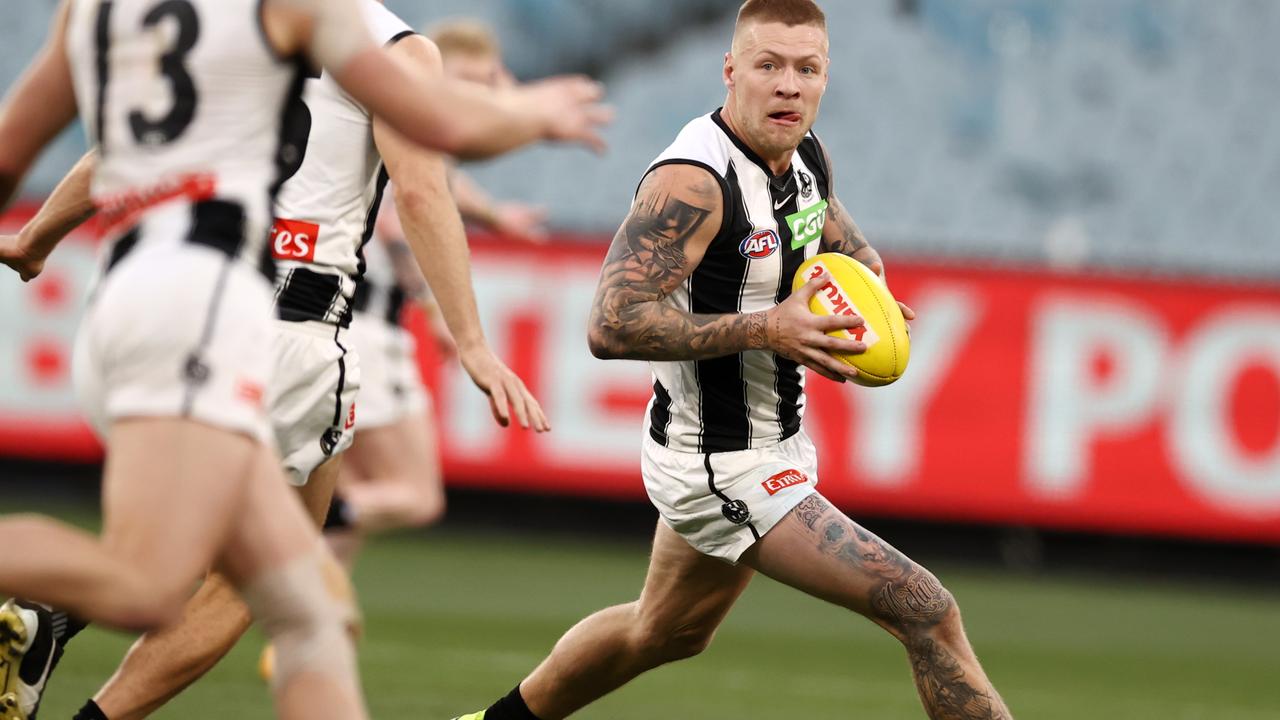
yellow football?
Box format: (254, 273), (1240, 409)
(791, 253), (910, 387)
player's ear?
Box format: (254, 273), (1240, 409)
(723, 52), (735, 90)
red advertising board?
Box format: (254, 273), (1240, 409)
(2, 206), (1279, 543)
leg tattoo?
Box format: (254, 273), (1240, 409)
(790, 495), (1010, 720)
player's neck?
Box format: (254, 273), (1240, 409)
(720, 104), (796, 177)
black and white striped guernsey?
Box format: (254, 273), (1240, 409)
(644, 109), (832, 453)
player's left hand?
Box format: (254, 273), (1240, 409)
(0, 234), (45, 282)
(458, 344), (551, 432)
(868, 260), (915, 326)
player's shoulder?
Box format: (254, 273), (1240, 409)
(648, 111), (733, 180)
(361, 0), (416, 47)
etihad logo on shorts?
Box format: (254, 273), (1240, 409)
(762, 469), (809, 496)
(739, 229), (780, 259)
(271, 218), (321, 263)
(786, 199), (828, 250)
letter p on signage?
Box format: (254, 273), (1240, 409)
(1025, 298), (1170, 497)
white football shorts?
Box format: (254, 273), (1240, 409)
(343, 310), (427, 430)
(74, 242), (274, 445)
(268, 319), (361, 485)
(642, 430), (820, 563)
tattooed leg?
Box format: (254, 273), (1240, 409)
(742, 494), (1012, 720)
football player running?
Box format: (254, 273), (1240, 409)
(452, 2), (1013, 720)
(0, 0), (605, 718)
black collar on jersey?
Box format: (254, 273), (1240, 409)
(711, 108), (799, 193)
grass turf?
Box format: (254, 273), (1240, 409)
(30, 527), (1280, 720)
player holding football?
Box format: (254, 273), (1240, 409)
(452, 2), (1013, 720)
(0, 0), (605, 718)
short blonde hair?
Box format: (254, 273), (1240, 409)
(736, 0), (827, 31)
(427, 19), (501, 59)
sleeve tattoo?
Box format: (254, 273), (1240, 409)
(589, 172), (769, 361)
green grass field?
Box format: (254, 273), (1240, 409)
(29, 527), (1280, 720)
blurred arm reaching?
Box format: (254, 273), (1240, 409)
(0, 152), (96, 282)
(371, 35), (549, 431)
(0, 0), (78, 210)
(262, 0), (611, 160)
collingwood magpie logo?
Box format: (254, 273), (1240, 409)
(320, 427), (342, 456)
(721, 499), (751, 525)
(798, 170), (814, 200)
(183, 354), (210, 385)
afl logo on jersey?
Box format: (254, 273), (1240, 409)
(739, 229), (781, 259)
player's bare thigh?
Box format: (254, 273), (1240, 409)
(633, 521), (755, 643)
(100, 418), (265, 606)
(740, 493), (953, 636)
(213, 440), (321, 587)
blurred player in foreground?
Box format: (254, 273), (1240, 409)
(453, 2), (1013, 720)
(0, 0), (604, 718)
(325, 18), (551, 569)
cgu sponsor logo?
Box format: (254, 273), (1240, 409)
(786, 199), (828, 250)
(807, 264), (875, 344)
(739, 229), (781, 259)
(271, 218), (321, 262)
(762, 468), (809, 495)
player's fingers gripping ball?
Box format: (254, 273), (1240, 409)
(792, 253), (911, 387)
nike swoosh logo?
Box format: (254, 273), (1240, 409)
(774, 194), (795, 210)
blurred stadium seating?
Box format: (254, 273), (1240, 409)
(7, 0), (1278, 276)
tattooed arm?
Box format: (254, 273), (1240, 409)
(822, 194), (883, 272)
(588, 163), (868, 381)
(588, 163), (752, 360)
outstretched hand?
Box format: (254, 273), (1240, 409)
(458, 344), (550, 432)
(0, 235), (45, 282)
(524, 76), (615, 154)
(766, 272), (868, 383)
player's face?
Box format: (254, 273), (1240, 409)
(443, 53), (507, 89)
(725, 21), (829, 158)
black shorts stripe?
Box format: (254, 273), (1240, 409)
(704, 453), (759, 540)
(180, 258), (233, 417)
(330, 322), (349, 430)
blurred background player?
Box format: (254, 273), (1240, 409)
(325, 18), (554, 569)
(452, 1), (1010, 720)
(0, 0), (607, 718)
(432, 20), (550, 245)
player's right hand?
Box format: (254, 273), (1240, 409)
(0, 235), (44, 282)
(765, 272), (867, 383)
(522, 76), (614, 153)
(458, 344), (551, 432)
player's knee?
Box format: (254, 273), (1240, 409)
(632, 617), (717, 663)
(404, 491), (446, 528)
(240, 545), (359, 687)
(872, 566), (957, 637)
(111, 571), (188, 632)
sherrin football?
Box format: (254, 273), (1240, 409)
(791, 253), (910, 387)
